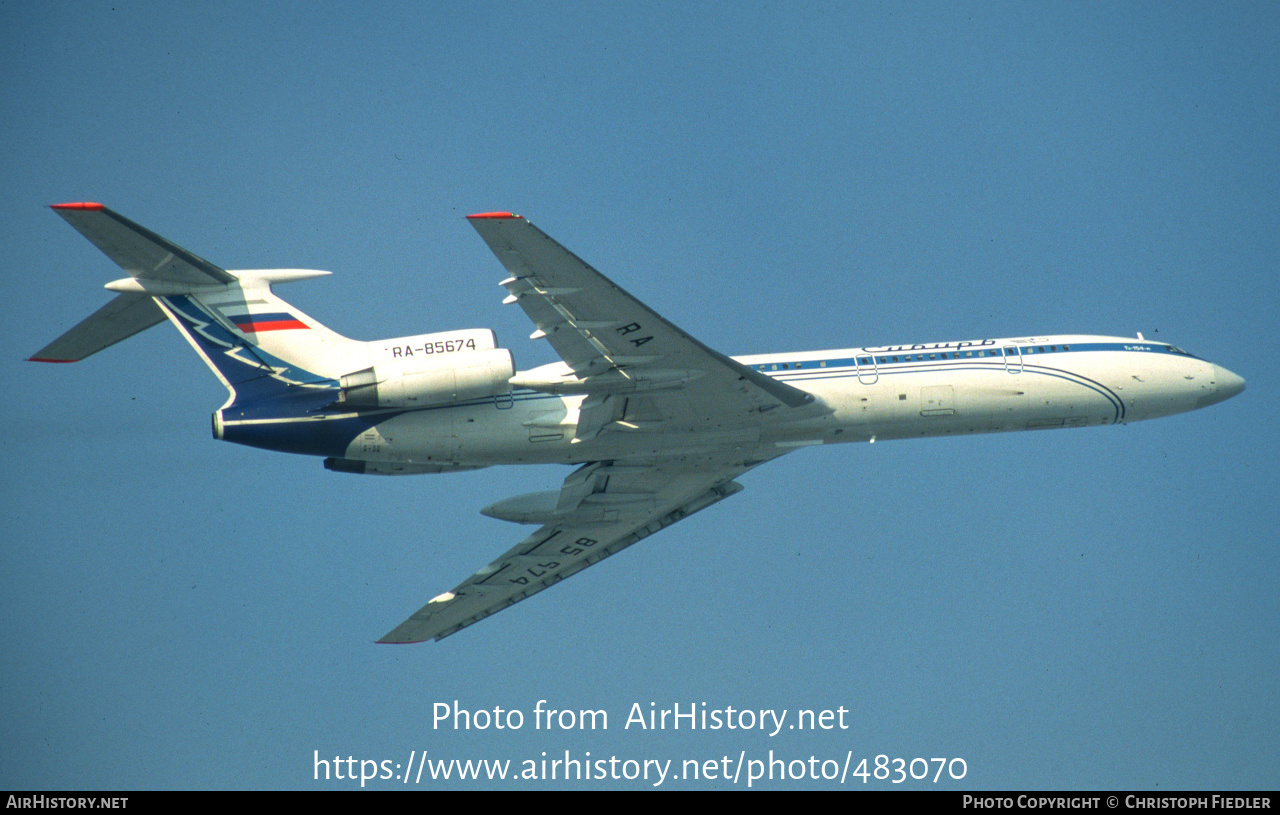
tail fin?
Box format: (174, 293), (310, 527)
(33, 203), (367, 407)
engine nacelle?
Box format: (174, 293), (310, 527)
(339, 347), (515, 408)
(370, 328), (498, 361)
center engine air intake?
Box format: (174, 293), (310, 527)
(338, 348), (515, 408)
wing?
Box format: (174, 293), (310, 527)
(467, 213), (817, 442)
(381, 213), (823, 642)
(379, 456), (770, 642)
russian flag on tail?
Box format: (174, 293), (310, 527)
(227, 312), (309, 332)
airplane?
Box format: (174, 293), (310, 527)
(32, 203), (1247, 643)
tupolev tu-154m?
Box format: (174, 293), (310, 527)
(33, 203), (1246, 642)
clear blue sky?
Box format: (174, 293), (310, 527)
(2, 1), (1276, 790)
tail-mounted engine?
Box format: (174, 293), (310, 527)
(337, 329), (515, 409)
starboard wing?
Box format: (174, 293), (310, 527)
(466, 213), (816, 435)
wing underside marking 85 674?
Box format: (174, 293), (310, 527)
(379, 458), (762, 642)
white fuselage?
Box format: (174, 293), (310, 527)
(341, 334), (1244, 469)
(40, 204), (1250, 643)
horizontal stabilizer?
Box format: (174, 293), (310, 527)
(50, 203), (236, 286)
(29, 294), (166, 362)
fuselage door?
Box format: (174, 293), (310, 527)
(855, 353), (879, 385)
(1003, 345), (1023, 374)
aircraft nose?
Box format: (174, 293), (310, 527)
(1200, 364), (1246, 407)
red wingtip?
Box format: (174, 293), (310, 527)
(50, 202), (104, 211)
(466, 211), (518, 219)
(29, 357), (76, 363)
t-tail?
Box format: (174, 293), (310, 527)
(32, 203), (515, 462)
(31, 202), (363, 404)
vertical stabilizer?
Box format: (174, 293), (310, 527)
(33, 203), (369, 408)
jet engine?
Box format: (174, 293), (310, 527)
(338, 347), (515, 408)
